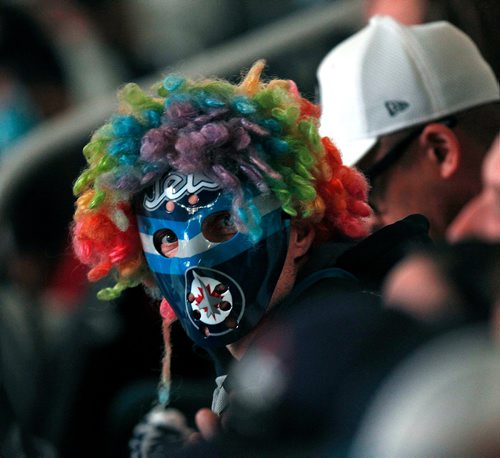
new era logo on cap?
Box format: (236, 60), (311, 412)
(385, 100), (410, 117)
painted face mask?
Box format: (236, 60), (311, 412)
(135, 170), (290, 348)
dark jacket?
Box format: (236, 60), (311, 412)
(134, 215), (435, 457)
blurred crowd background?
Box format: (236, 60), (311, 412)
(0, 0), (498, 457)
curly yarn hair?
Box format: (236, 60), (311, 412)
(72, 60), (371, 301)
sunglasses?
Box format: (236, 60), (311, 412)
(363, 116), (458, 184)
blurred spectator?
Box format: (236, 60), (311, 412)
(352, 176), (500, 456)
(383, 136), (500, 325)
(317, 16), (499, 238)
(448, 134), (500, 242)
(351, 325), (500, 457)
(383, 242), (500, 325)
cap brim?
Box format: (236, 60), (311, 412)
(332, 136), (377, 166)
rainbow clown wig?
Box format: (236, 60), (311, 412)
(72, 60), (372, 302)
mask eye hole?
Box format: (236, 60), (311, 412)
(202, 211), (238, 243)
(153, 229), (179, 258)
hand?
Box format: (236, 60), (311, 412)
(191, 407), (221, 442)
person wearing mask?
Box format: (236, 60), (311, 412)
(71, 60), (431, 455)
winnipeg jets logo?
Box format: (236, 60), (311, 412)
(185, 267), (245, 337)
(188, 271), (233, 325)
(143, 171), (220, 211)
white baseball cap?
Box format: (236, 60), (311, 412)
(317, 16), (500, 166)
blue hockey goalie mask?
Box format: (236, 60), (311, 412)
(135, 170), (290, 348)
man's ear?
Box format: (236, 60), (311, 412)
(420, 123), (461, 179)
(289, 221), (315, 260)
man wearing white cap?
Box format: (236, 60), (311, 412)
(317, 16), (500, 239)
